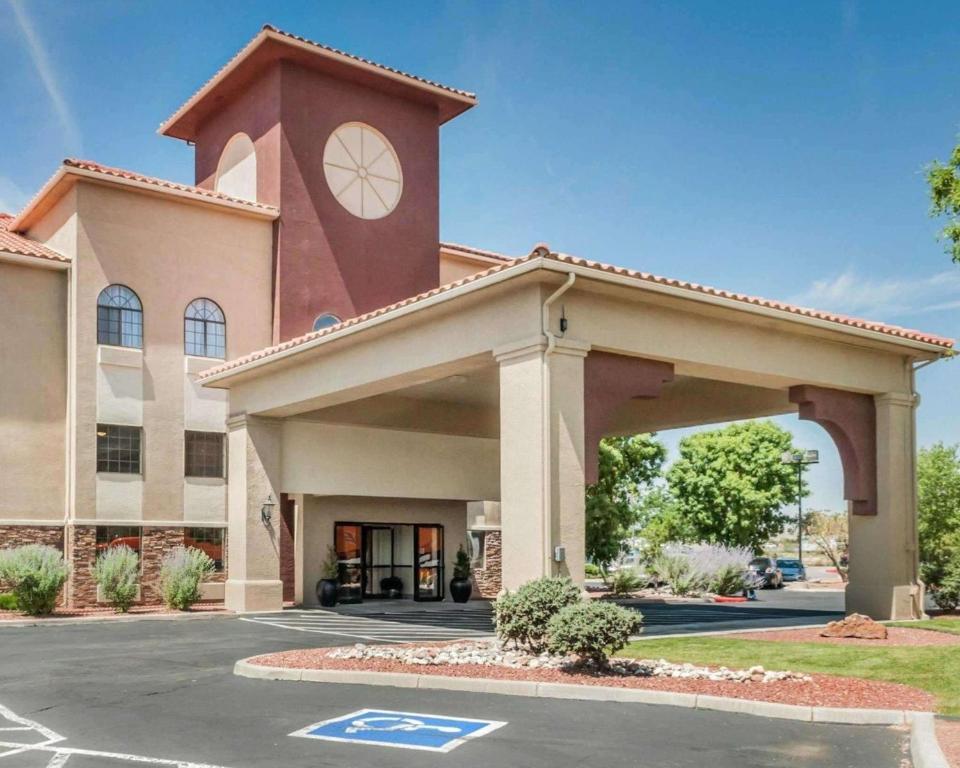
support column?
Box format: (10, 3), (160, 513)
(224, 414), (284, 613)
(847, 392), (924, 620)
(496, 338), (588, 591)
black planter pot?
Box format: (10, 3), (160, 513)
(449, 577), (472, 603)
(317, 578), (338, 608)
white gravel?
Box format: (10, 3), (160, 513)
(327, 639), (812, 683)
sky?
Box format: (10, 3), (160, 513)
(1, 0), (957, 511)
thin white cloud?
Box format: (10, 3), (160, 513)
(789, 268), (960, 321)
(0, 176), (28, 214)
(9, 0), (82, 154)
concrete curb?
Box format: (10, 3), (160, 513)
(235, 657), (924, 726)
(0, 611), (232, 628)
(910, 713), (950, 768)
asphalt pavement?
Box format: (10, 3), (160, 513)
(0, 592), (906, 768)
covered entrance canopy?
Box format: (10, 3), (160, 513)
(201, 248), (953, 620)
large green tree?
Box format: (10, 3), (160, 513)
(586, 434), (666, 568)
(918, 442), (960, 586)
(666, 420), (803, 551)
(926, 140), (960, 263)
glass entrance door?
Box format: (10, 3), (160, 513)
(414, 524), (444, 601)
(334, 523), (362, 604)
(363, 526), (394, 598)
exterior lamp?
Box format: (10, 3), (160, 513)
(261, 494), (276, 526)
(780, 449), (819, 564)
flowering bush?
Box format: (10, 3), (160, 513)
(91, 545), (139, 612)
(159, 546), (214, 610)
(494, 576), (581, 653)
(547, 601), (643, 665)
(648, 543), (757, 596)
(0, 545), (69, 615)
(609, 568), (644, 596)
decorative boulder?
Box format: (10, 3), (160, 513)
(820, 613), (888, 640)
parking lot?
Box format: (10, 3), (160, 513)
(0, 590), (909, 768)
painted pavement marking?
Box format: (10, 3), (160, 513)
(291, 708), (507, 753)
(0, 702), (231, 767)
(241, 609), (495, 643)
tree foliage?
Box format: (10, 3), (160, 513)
(586, 435), (667, 568)
(918, 442), (960, 587)
(666, 421), (802, 551)
(926, 141), (960, 263)
(805, 510), (849, 582)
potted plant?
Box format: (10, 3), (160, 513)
(449, 544), (473, 603)
(316, 545), (340, 608)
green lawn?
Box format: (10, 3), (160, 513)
(618, 632), (960, 715)
(890, 618), (960, 635)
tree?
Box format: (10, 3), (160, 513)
(635, 487), (695, 558)
(666, 420), (803, 551)
(926, 140), (960, 263)
(586, 434), (666, 569)
(918, 442), (960, 586)
(805, 510), (848, 582)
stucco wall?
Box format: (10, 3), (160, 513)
(70, 182), (274, 523)
(301, 495), (467, 606)
(281, 421), (500, 500)
(0, 261), (67, 521)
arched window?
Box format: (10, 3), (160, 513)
(214, 133), (257, 202)
(97, 285), (142, 348)
(312, 313), (342, 332)
(184, 298), (226, 359)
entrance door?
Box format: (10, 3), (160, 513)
(414, 524), (444, 601)
(334, 523), (362, 604)
(363, 526), (394, 598)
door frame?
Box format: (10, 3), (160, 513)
(413, 523), (444, 602)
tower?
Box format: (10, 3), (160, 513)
(160, 26), (476, 342)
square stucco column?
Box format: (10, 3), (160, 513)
(224, 414), (284, 613)
(496, 337), (588, 591)
(846, 392), (924, 620)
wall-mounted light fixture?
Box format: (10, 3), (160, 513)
(261, 494), (276, 525)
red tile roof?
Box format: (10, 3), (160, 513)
(62, 158), (278, 212)
(0, 213), (69, 263)
(440, 241), (514, 262)
(160, 25), (476, 138)
(201, 248), (952, 381)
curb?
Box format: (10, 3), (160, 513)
(235, 658), (949, 763)
(234, 657), (920, 726)
(0, 611), (232, 628)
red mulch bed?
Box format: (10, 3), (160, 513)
(249, 646), (935, 712)
(728, 626), (960, 647)
(0, 601), (227, 621)
(936, 719), (960, 768)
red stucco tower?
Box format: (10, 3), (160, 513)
(161, 26), (476, 342)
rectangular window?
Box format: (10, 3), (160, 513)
(96, 424), (142, 474)
(184, 527), (224, 572)
(184, 431), (225, 478)
(97, 306), (143, 348)
(95, 526), (142, 558)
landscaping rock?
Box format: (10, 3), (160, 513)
(820, 613), (888, 640)
(326, 640), (812, 683)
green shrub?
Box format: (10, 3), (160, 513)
(548, 601), (643, 665)
(649, 550), (700, 595)
(91, 545), (139, 612)
(610, 568), (643, 596)
(159, 546), (214, 610)
(0, 545), (69, 616)
(0, 593), (18, 611)
(707, 563), (749, 596)
(932, 560), (960, 612)
(584, 562), (602, 578)
(495, 576), (581, 653)
(453, 544), (472, 580)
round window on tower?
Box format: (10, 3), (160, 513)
(323, 122), (402, 220)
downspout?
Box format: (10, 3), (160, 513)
(909, 356), (940, 618)
(541, 270), (576, 576)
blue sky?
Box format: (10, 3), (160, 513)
(1, 1), (957, 510)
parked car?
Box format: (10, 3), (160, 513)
(748, 557), (784, 589)
(777, 558), (806, 582)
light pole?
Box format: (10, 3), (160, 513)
(781, 449), (819, 564)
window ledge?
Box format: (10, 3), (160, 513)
(184, 476), (226, 486)
(98, 345), (143, 368)
(96, 472), (143, 481)
(184, 355), (224, 376)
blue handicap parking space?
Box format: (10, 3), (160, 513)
(290, 709), (507, 753)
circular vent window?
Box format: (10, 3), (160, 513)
(323, 123), (402, 220)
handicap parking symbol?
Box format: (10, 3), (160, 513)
(290, 708), (507, 753)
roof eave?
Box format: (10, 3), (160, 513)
(0, 250), (70, 270)
(159, 27), (477, 141)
